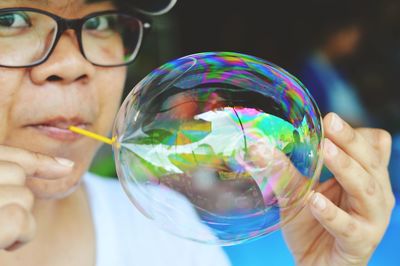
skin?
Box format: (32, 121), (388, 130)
(0, 1), (394, 266)
(0, 0), (126, 265)
(321, 26), (362, 61)
(245, 113), (394, 265)
(282, 113), (395, 266)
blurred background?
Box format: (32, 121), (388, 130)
(91, 0), (400, 265)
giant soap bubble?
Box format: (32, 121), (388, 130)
(113, 52), (324, 245)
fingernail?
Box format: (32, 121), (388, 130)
(306, 190), (315, 202)
(55, 157), (74, 168)
(330, 113), (343, 132)
(311, 193), (326, 211)
(324, 139), (338, 157)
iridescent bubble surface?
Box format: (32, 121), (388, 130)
(113, 52), (324, 245)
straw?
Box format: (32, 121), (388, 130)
(69, 126), (116, 145)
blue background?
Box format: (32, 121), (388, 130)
(224, 135), (400, 265)
(224, 196), (399, 266)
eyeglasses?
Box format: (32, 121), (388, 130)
(0, 7), (151, 68)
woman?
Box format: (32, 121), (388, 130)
(0, 0), (395, 265)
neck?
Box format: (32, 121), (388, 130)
(33, 185), (86, 222)
(319, 45), (339, 62)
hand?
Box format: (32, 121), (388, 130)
(0, 146), (74, 251)
(282, 113), (395, 266)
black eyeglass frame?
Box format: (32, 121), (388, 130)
(0, 7), (152, 68)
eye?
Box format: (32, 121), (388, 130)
(84, 15), (115, 31)
(0, 12), (30, 28)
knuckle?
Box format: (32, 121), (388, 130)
(0, 229), (18, 249)
(338, 151), (352, 170)
(0, 205), (28, 246)
(343, 125), (357, 144)
(388, 194), (396, 210)
(31, 151), (42, 163)
(365, 177), (377, 197)
(325, 203), (338, 222)
(340, 220), (358, 238)
(377, 129), (392, 148)
(3, 204), (27, 222)
(30, 153), (43, 176)
(0, 162), (26, 183)
(20, 187), (34, 210)
(376, 129), (392, 163)
(10, 207), (29, 234)
(370, 155), (381, 169)
(6, 163), (25, 178)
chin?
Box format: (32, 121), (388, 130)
(26, 172), (83, 200)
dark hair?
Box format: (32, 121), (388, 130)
(306, 0), (367, 47)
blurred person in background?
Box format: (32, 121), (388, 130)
(0, 0), (394, 265)
(297, 1), (370, 127)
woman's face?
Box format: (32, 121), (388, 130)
(0, 0), (127, 198)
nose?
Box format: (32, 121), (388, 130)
(30, 31), (95, 85)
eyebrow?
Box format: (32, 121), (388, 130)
(0, 0), (103, 11)
(0, 0), (115, 15)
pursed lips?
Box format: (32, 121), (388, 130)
(26, 117), (91, 141)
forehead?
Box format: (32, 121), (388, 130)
(0, 0), (115, 16)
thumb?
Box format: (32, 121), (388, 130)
(308, 192), (359, 243)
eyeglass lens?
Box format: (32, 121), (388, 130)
(0, 11), (57, 67)
(82, 13), (143, 66)
(0, 10), (143, 67)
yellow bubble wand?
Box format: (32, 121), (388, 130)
(69, 126), (117, 146)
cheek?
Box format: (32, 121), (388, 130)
(95, 67), (127, 135)
(0, 69), (25, 142)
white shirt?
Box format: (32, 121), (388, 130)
(83, 172), (231, 266)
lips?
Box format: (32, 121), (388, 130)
(27, 117), (91, 142)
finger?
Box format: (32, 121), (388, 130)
(0, 145), (74, 180)
(243, 140), (309, 208)
(323, 138), (381, 219)
(356, 128), (393, 196)
(0, 186), (34, 210)
(308, 192), (361, 246)
(0, 162), (26, 185)
(5, 241), (24, 252)
(324, 113), (380, 172)
(356, 128), (392, 167)
(0, 204), (36, 250)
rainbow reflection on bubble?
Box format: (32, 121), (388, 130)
(113, 52), (324, 245)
